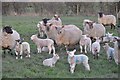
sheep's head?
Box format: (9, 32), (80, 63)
(31, 35), (37, 40)
(67, 49), (76, 57)
(3, 25), (13, 34)
(53, 54), (60, 60)
(42, 18), (50, 26)
(98, 12), (103, 18)
(54, 14), (60, 21)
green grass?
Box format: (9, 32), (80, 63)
(2, 15), (119, 78)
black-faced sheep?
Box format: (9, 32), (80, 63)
(98, 12), (116, 29)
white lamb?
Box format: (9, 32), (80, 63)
(67, 49), (90, 74)
(15, 40), (30, 59)
(92, 38), (101, 59)
(103, 43), (115, 61)
(79, 35), (91, 53)
(43, 54), (60, 67)
(31, 34), (55, 55)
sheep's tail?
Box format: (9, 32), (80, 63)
(52, 45), (55, 55)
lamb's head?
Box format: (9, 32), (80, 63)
(103, 43), (109, 50)
(54, 14), (60, 21)
(95, 37), (101, 43)
(53, 54), (60, 60)
(67, 49), (76, 57)
(31, 35), (38, 41)
(42, 18), (50, 26)
(106, 32), (113, 38)
(3, 25), (13, 34)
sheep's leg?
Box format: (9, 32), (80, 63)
(15, 51), (19, 59)
(70, 64), (75, 74)
(65, 45), (68, 51)
(48, 46), (52, 54)
(37, 48), (41, 53)
(52, 46), (55, 55)
(84, 45), (87, 53)
(83, 62), (90, 71)
(80, 45), (83, 53)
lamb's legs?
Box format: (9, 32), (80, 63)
(15, 51), (19, 59)
(48, 46), (52, 54)
(83, 62), (90, 71)
(80, 45), (83, 53)
(37, 48), (41, 53)
(70, 64), (75, 74)
(52, 46), (55, 55)
(84, 45), (87, 53)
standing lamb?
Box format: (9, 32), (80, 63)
(43, 54), (60, 67)
(79, 35), (92, 53)
(92, 38), (101, 59)
(103, 43), (115, 61)
(98, 12), (116, 29)
(67, 49), (90, 74)
(83, 19), (106, 40)
(114, 38), (120, 65)
(15, 40), (30, 59)
(31, 34), (55, 55)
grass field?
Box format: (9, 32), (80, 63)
(2, 15), (119, 78)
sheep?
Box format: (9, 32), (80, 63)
(79, 35), (92, 53)
(37, 15), (62, 38)
(55, 25), (82, 50)
(15, 40), (30, 59)
(31, 34), (55, 55)
(98, 12), (116, 29)
(0, 25), (20, 55)
(92, 38), (101, 59)
(103, 43), (115, 61)
(67, 49), (90, 74)
(43, 54), (60, 67)
(83, 19), (106, 41)
(114, 38), (120, 65)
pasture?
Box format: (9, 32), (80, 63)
(2, 15), (119, 78)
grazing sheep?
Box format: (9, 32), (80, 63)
(103, 43), (115, 61)
(55, 25), (82, 50)
(31, 34), (55, 55)
(98, 12), (116, 29)
(92, 38), (101, 59)
(114, 38), (120, 65)
(15, 40), (30, 59)
(83, 19), (106, 40)
(0, 25), (20, 54)
(67, 49), (90, 74)
(79, 35), (92, 53)
(43, 54), (60, 67)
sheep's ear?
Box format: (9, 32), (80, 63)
(49, 23), (52, 26)
(73, 49), (76, 53)
(62, 25), (64, 28)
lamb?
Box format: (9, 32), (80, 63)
(0, 25), (20, 54)
(103, 43), (115, 61)
(31, 34), (55, 55)
(83, 19), (106, 40)
(114, 38), (120, 65)
(98, 12), (116, 29)
(55, 25), (82, 50)
(15, 40), (30, 59)
(43, 54), (60, 67)
(92, 38), (101, 59)
(103, 32), (119, 42)
(67, 49), (90, 74)
(79, 35), (92, 53)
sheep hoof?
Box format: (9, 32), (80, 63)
(16, 57), (18, 59)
